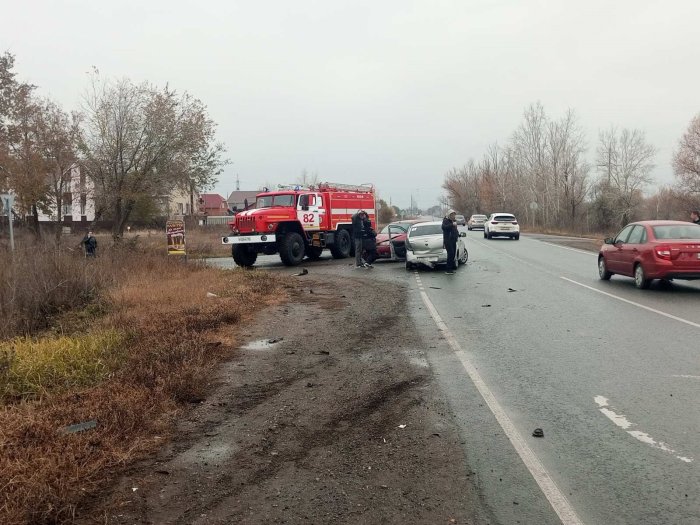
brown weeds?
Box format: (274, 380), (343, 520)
(0, 235), (283, 524)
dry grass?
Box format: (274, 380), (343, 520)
(0, 330), (126, 401)
(0, 234), (284, 524)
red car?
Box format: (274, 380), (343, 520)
(598, 220), (700, 289)
(375, 220), (421, 260)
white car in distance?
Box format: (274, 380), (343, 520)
(405, 221), (468, 270)
(484, 213), (520, 240)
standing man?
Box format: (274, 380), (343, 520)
(352, 210), (368, 268)
(442, 209), (459, 275)
(82, 230), (97, 258)
(691, 210), (700, 225)
(361, 213), (378, 268)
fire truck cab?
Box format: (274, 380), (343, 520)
(222, 182), (376, 267)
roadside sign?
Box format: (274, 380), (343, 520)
(166, 219), (186, 255)
(1, 193), (15, 252)
(0, 193), (14, 211)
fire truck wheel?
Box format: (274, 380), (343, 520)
(306, 246), (323, 260)
(232, 245), (258, 267)
(330, 229), (351, 259)
(279, 232), (305, 266)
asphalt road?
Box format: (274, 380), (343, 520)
(209, 230), (700, 525)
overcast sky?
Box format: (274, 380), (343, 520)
(4, 0), (699, 209)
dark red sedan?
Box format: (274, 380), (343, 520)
(375, 220), (421, 260)
(598, 220), (700, 288)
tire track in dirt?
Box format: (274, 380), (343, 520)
(83, 273), (494, 525)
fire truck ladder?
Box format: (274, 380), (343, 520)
(317, 182), (375, 193)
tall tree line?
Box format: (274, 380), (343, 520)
(442, 102), (661, 232)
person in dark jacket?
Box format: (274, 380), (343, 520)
(81, 230), (97, 258)
(351, 210), (368, 268)
(691, 210), (700, 225)
(442, 209), (459, 274)
(361, 214), (378, 268)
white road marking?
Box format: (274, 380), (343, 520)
(560, 277), (700, 330)
(671, 375), (700, 379)
(594, 397), (693, 463)
(419, 289), (584, 525)
(539, 241), (598, 257)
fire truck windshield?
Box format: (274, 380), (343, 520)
(255, 194), (295, 208)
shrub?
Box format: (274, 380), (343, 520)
(0, 330), (126, 401)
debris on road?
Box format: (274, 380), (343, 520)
(507, 288), (517, 292)
(61, 420), (98, 434)
(481, 304), (491, 308)
(206, 292), (219, 298)
(532, 428), (544, 438)
(293, 268), (309, 276)
(398, 424), (407, 429)
(312, 350), (330, 355)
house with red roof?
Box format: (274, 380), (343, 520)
(198, 193), (228, 216)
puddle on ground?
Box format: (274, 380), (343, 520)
(409, 356), (429, 368)
(242, 338), (283, 351)
(178, 442), (240, 468)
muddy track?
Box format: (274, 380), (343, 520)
(81, 273), (492, 524)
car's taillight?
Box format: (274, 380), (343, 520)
(655, 244), (671, 260)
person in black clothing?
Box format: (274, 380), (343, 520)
(691, 210), (700, 225)
(361, 214), (378, 268)
(442, 209), (459, 274)
(351, 210), (369, 268)
(81, 230), (97, 258)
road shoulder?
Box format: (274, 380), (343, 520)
(82, 271), (494, 524)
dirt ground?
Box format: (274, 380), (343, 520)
(80, 271), (492, 524)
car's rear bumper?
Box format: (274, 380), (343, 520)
(643, 259), (700, 280)
(406, 250), (447, 267)
(489, 230), (519, 236)
(661, 273), (700, 280)
(648, 268), (700, 280)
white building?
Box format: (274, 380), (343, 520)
(34, 165), (96, 224)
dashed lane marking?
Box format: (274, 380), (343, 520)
(594, 396), (693, 463)
(418, 288), (584, 525)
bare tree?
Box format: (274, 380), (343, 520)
(442, 161), (480, 214)
(80, 76), (227, 239)
(512, 102), (549, 225)
(672, 114), (700, 195)
(296, 169), (320, 187)
(596, 127), (656, 226)
(550, 110), (589, 227)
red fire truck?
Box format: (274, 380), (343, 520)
(222, 182), (376, 267)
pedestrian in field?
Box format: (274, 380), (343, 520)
(442, 209), (459, 275)
(691, 210), (700, 225)
(361, 214), (378, 268)
(81, 230), (97, 258)
(352, 210), (368, 268)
